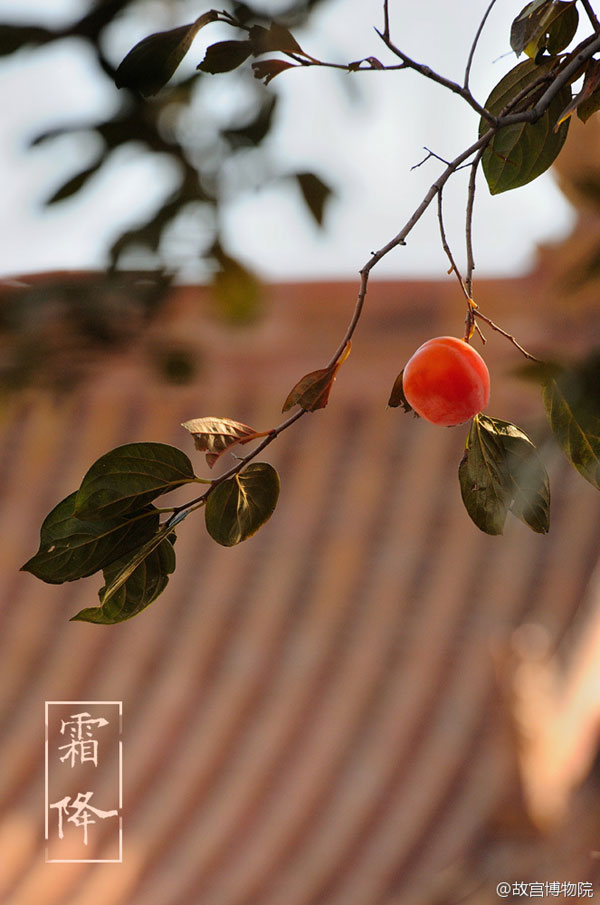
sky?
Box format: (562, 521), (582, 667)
(0, 0), (577, 281)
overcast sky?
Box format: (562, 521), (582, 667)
(0, 0), (576, 281)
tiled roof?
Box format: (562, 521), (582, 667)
(1, 274), (599, 905)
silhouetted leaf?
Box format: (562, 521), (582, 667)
(251, 59), (296, 84)
(115, 12), (218, 96)
(248, 23), (304, 55)
(0, 23), (54, 56)
(295, 172), (333, 227)
(222, 94), (277, 147)
(387, 369), (415, 414)
(72, 536), (176, 624)
(459, 415), (550, 535)
(205, 462), (280, 546)
(181, 416), (264, 467)
(21, 492), (160, 583)
(542, 356), (600, 490)
(511, 0), (578, 58)
(282, 342), (350, 412)
(197, 40), (252, 73)
(75, 442), (196, 520)
(45, 157), (105, 205)
(480, 59), (571, 194)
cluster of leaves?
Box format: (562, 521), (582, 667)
(21, 342), (353, 623)
(22, 437), (280, 623)
(20, 0), (600, 621)
(0, 0), (334, 326)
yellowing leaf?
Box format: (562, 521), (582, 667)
(181, 416), (264, 467)
(282, 342), (351, 413)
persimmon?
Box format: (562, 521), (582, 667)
(402, 336), (490, 426)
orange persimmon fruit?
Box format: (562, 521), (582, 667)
(402, 336), (490, 426)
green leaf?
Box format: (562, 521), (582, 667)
(71, 537), (176, 624)
(205, 462), (280, 546)
(459, 415), (550, 535)
(75, 442), (196, 520)
(21, 492), (160, 583)
(387, 369), (415, 414)
(480, 59), (571, 194)
(115, 12), (218, 97)
(197, 40), (252, 74)
(295, 172), (334, 227)
(510, 1), (578, 58)
(542, 356), (600, 490)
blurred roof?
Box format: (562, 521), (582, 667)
(1, 272), (600, 905)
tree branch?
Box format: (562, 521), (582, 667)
(499, 33), (600, 126)
(374, 28), (496, 123)
(580, 0), (600, 34)
(464, 0), (498, 90)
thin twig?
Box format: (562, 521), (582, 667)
(383, 0), (390, 41)
(465, 144), (487, 297)
(411, 147), (451, 170)
(436, 187), (470, 301)
(473, 310), (541, 361)
(464, 0), (498, 91)
(374, 29), (496, 123)
(580, 0), (600, 34)
(167, 408), (306, 523)
(327, 131), (493, 367)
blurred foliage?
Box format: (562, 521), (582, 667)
(0, 0), (334, 390)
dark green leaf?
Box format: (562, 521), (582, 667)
(542, 356), (600, 490)
(295, 172), (333, 227)
(115, 12), (218, 97)
(459, 415), (550, 535)
(511, 1), (578, 57)
(75, 442), (196, 520)
(511, 0), (552, 56)
(21, 492), (160, 583)
(205, 462), (280, 546)
(45, 157), (105, 205)
(71, 537), (176, 624)
(387, 369), (415, 414)
(197, 40), (252, 73)
(480, 59), (571, 194)
(544, 2), (578, 55)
